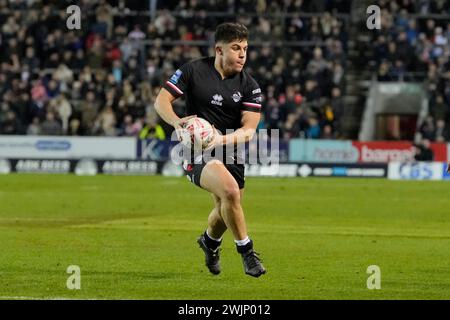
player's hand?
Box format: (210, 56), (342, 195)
(205, 125), (224, 150)
(173, 115), (196, 141)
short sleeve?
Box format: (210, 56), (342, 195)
(241, 77), (263, 113)
(162, 63), (192, 98)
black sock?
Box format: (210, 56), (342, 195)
(236, 239), (253, 254)
(203, 231), (221, 250)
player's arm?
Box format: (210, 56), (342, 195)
(155, 88), (195, 139)
(155, 65), (195, 139)
(212, 111), (261, 146)
(154, 88), (180, 126)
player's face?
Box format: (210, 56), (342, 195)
(220, 40), (248, 74)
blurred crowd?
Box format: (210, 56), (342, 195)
(1, 0), (448, 143)
(161, 0), (351, 13)
(368, 0), (450, 142)
(0, 0), (348, 139)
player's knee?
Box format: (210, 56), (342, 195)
(214, 200), (222, 212)
(213, 195), (221, 210)
(221, 182), (240, 204)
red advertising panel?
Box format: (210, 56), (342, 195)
(352, 141), (447, 163)
(430, 143), (448, 162)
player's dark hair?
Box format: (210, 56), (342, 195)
(214, 22), (249, 44)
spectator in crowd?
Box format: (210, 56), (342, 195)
(58, 94), (73, 134)
(1, 110), (19, 134)
(41, 111), (62, 136)
(329, 86), (344, 135)
(120, 114), (138, 136)
(283, 113), (301, 139)
(306, 117), (321, 139)
(80, 91), (99, 135)
(435, 118), (449, 142)
(414, 139), (434, 161)
(94, 105), (117, 136)
(431, 95), (448, 121)
(68, 119), (82, 136)
(27, 117), (42, 135)
(321, 124), (335, 139)
(419, 115), (436, 141)
(139, 117), (166, 140)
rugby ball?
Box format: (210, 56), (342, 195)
(180, 117), (215, 149)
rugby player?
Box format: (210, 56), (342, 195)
(155, 22), (266, 277)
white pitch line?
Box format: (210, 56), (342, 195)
(0, 296), (99, 300)
(0, 218), (73, 221)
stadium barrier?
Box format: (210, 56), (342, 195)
(245, 163), (387, 178)
(387, 162), (449, 181)
(1, 136), (447, 163)
(2, 158), (449, 180)
(1, 136), (449, 179)
(0, 158), (180, 176)
(289, 139), (448, 163)
(0, 136), (136, 159)
(0, 158), (388, 178)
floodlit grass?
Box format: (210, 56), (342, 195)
(1, 174), (450, 299)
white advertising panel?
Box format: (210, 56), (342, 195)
(0, 136), (135, 159)
(388, 162), (443, 180)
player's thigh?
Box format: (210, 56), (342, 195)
(200, 160), (240, 201)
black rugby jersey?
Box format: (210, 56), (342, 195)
(162, 56), (262, 134)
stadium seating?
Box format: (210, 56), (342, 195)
(0, 0), (448, 142)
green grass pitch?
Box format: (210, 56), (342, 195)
(1, 174), (450, 300)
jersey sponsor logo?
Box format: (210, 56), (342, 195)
(211, 94), (224, 106)
(169, 69), (182, 84)
(252, 88), (261, 95)
(232, 92), (243, 103)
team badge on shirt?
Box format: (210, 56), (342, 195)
(232, 92), (243, 103)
